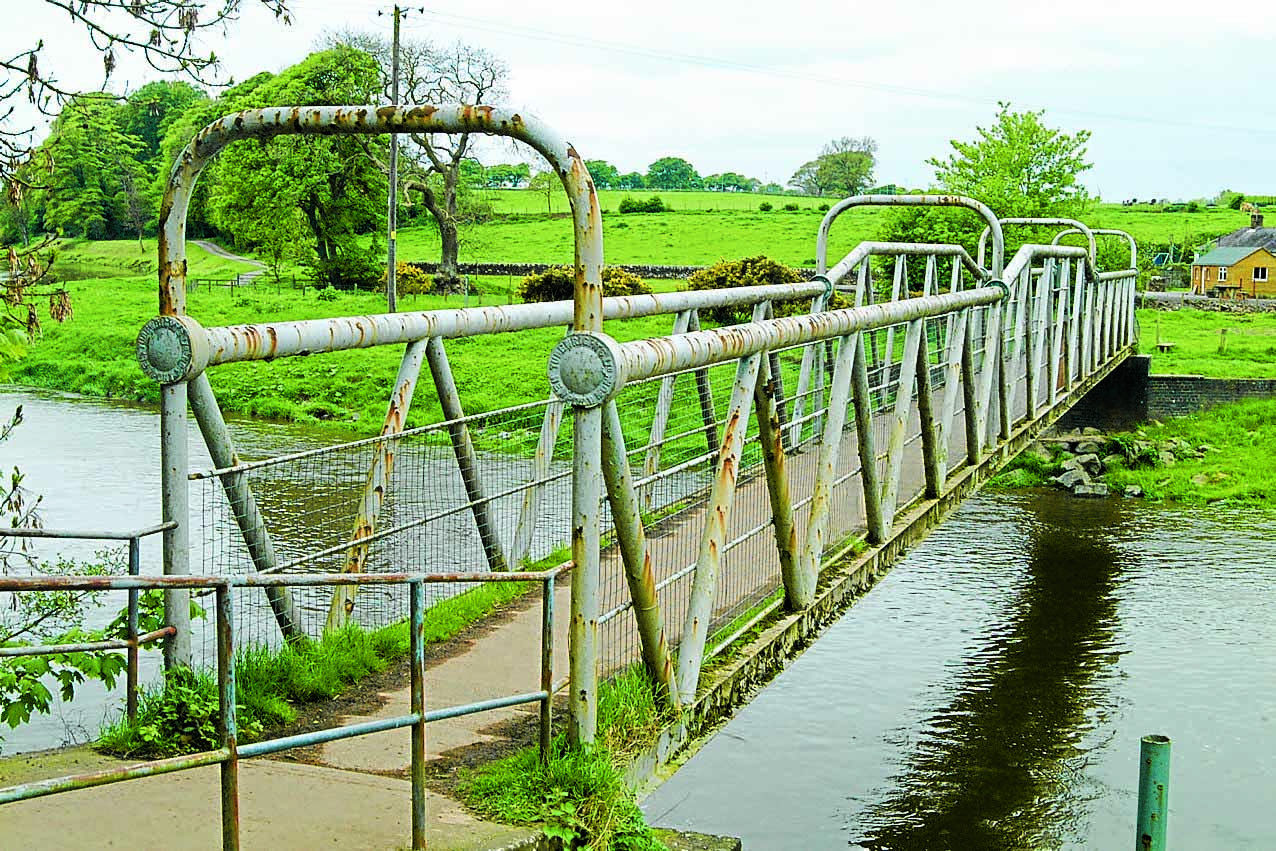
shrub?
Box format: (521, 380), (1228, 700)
(818, 202), (830, 211)
(758, 202), (773, 212)
(686, 256), (805, 324)
(617, 195), (669, 214)
(782, 202), (799, 212)
(315, 285), (338, 302)
(380, 262), (433, 296)
(518, 266), (653, 303)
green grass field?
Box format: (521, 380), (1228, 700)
(481, 188), (831, 216)
(1137, 308), (1276, 378)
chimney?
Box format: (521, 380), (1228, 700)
(1252, 212), (1264, 229)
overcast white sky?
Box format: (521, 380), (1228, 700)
(10, 0), (1274, 199)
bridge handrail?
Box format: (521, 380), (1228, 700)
(816, 194), (1004, 277)
(575, 286), (1005, 393)
(979, 218), (1097, 277)
(0, 567), (563, 851)
(1052, 227), (1138, 272)
(824, 241), (990, 288)
(1002, 243), (1090, 285)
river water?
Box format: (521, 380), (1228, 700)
(643, 490), (1276, 849)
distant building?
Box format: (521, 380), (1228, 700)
(1191, 245), (1276, 298)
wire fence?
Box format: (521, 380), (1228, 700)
(188, 249), (1001, 679)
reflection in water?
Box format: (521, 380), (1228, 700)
(852, 494), (1127, 850)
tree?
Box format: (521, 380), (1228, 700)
(927, 103), (1091, 218)
(584, 159), (620, 190)
(881, 104), (1093, 260)
(483, 162), (529, 189)
(789, 136), (877, 197)
(206, 47), (386, 289)
(1, 1), (291, 184)
(646, 156), (700, 190)
(618, 171), (646, 191)
(329, 31), (508, 291)
(528, 170), (556, 214)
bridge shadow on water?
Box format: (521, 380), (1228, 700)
(850, 493), (1131, 851)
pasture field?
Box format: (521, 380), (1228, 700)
(482, 188), (830, 215)
(398, 206), (884, 269)
(1137, 308), (1276, 378)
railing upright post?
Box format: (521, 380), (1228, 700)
(126, 536), (140, 722)
(879, 318), (924, 523)
(687, 310), (722, 463)
(851, 335), (888, 544)
(540, 574), (554, 763)
(754, 347), (804, 609)
(215, 584), (240, 851)
(914, 321), (942, 499)
(409, 580), (427, 850)
(599, 401), (678, 707)
(159, 383), (191, 670)
(641, 310), (692, 510)
(1136, 734), (1171, 851)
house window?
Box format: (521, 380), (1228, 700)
(1219, 267), (1228, 281)
(1255, 267), (1269, 282)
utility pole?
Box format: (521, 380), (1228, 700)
(386, 4), (402, 313)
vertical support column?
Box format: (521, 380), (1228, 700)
(409, 580), (427, 850)
(960, 313), (982, 465)
(754, 353), (803, 609)
(510, 398), (565, 567)
(641, 310), (692, 509)
(215, 584), (239, 851)
(914, 320), (942, 499)
(1136, 734), (1171, 851)
(189, 374), (302, 642)
(800, 333), (857, 577)
(787, 294), (827, 448)
(879, 319), (924, 523)
(1068, 261), (1085, 387)
(1049, 260), (1068, 407)
(126, 537), (140, 722)
(539, 574), (554, 763)
(328, 340), (429, 631)
(160, 382), (191, 670)
(675, 347), (764, 704)
(426, 337), (508, 572)
(569, 401), (602, 746)
(687, 311), (722, 462)
(599, 401), (678, 707)
(851, 335), (888, 543)
(935, 308), (969, 484)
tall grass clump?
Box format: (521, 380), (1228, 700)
(460, 666), (671, 850)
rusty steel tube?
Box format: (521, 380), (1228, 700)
(817, 195), (1003, 277)
(616, 287), (1005, 386)
(180, 283), (827, 373)
(981, 218), (1097, 279)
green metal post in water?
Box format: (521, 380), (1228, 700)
(1136, 734), (1171, 850)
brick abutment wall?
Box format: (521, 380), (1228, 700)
(1056, 355), (1276, 429)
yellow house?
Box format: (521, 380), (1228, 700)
(1190, 246), (1276, 299)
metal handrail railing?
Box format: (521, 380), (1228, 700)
(0, 567), (562, 851)
(0, 522), (176, 720)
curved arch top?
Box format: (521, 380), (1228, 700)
(978, 217), (1096, 274)
(1053, 227), (1137, 271)
(816, 194), (1004, 278)
(158, 103), (604, 333)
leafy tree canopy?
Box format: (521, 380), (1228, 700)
(645, 156), (700, 190)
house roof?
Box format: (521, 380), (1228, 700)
(1216, 225), (1276, 253)
(1193, 246), (1267, 266)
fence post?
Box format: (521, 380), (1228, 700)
(215, 584), (240, 851)
(540, 574), (554, 763)
(409, 581), (427, 850)
(126, 536), (140, 722)
(1136, 734), (1171, 851)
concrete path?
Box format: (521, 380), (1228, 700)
(1, 584), (571, 851)
(192, 239), (266, 284)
